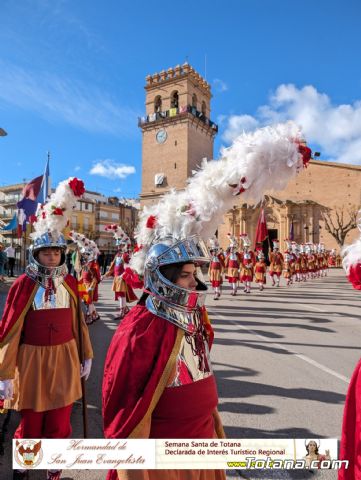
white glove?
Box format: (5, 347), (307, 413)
(0, 379), (14, 400)
(80, 359), (92, 381)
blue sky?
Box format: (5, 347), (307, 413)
(1, 0), (361, 198)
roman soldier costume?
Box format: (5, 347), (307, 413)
(328, 248), (337, 268)
(291, 242), (302, 282)
(103, 225), (138, 319)
(70, 231), (101, 324)
(283, 251), (293, 286)
(254, 250), (267, 291)
(269, 240), (284, 287)
(239, 234), (254, 293)
(338, 208), (361, 479)
(299, 244), (308, 281)
(224, 235), (241, 296)
(208, 237), (224, 300)
(0, 178), (93, 480)
(101, 121), (311, 480)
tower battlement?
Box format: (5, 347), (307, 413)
(145, 63), (210, 93)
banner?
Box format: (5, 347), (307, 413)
(13, 438), (344, 471)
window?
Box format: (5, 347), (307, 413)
(192, 94), (197, 109)
(83, 217), (89, 229)
(170, 91), (179, 108)
(85, 203), (89, 210)
(201, 101), (207, 117)
(155, 173), (166, 187)
(154, 95), (162, 113)
(71, 216), (77, 228)
(100, 211), (108, 219)
(111, 213), (119, 220)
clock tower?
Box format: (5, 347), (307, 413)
(139, 63), (218, 206)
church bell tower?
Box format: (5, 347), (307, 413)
(139, 63), (218, 206)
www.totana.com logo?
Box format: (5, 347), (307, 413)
(14, 440), (43, 468)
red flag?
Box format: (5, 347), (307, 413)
(21, 175), (43, 200)
(254, 208), (268, 247)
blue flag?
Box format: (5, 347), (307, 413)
(0, 213), (17, 231)
(36, 155), (50, 204)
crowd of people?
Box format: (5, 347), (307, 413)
(208, 235), (338, 299)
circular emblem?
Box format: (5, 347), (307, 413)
(14, 440), (43, 469)
(156, 129), (167, 144)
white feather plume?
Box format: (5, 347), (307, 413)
(69, 231), (100, 257)
(342, 209), (361, 273)
(131, 121), (308, 275)
(104, 224), (131, 246)
(30, 177), (84, 241)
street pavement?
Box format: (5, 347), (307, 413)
(0, 269), (358, 479)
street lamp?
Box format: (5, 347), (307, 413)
(0, 128), (8, 136)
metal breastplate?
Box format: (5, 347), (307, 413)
(168, 332), (213, 388)
(115, 256), (123, 266)
(33, 283), (70, 310)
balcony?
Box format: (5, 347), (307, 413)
(138, 105), (218, 133)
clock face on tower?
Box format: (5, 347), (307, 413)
(156, 129), (167, 144)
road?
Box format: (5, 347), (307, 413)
(1, 269), (358, 479)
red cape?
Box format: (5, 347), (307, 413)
(339, 358), (361, 479)
(0, 273), (79, 343)
(102, 304), (179, 439)
(348, 263), (361, 290)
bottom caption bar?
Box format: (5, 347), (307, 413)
(13, 438), (345, 470)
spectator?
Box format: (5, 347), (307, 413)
(5, 243), (16, 277)
(0, 244), (7, 282)
(97, 252), (105, 274)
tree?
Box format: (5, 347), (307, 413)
(322, 205), (359, 247)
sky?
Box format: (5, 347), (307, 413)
(1, 0), (361, 199)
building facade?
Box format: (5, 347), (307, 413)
(138, 64), (361, 252)
(0, 185), (139, 259)
(218, 160), (361, 251)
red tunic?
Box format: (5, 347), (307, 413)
(102, 305), (224, 480)
(339, 358), (361, 479)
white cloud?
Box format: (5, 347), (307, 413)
(74, 166), (81, 171)
(222, 115), (260, 144)
(0, 60), (140, 137)
(221, 84), (361, 165)
(89, 160), (136, 179)
(213, 78), (228, 93)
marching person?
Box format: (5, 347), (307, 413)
(102, 121), (311, 480)
(239, 234), (255, 294)
(70, 231), (101, 325)
(283, 251), (293, 286)
(0, 178), (93, 480)
(254, 250), (267, 291)
(103, 225), (138, 319)
(224, 235), (241, 296)
(269, 240), (284, 287)
(338, 207), (361, 479)
(300, 245), (308, 282)
(208, 237), (224, 300)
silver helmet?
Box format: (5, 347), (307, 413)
(26, 232), (68, 285)
(144, 235), (210, 333)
